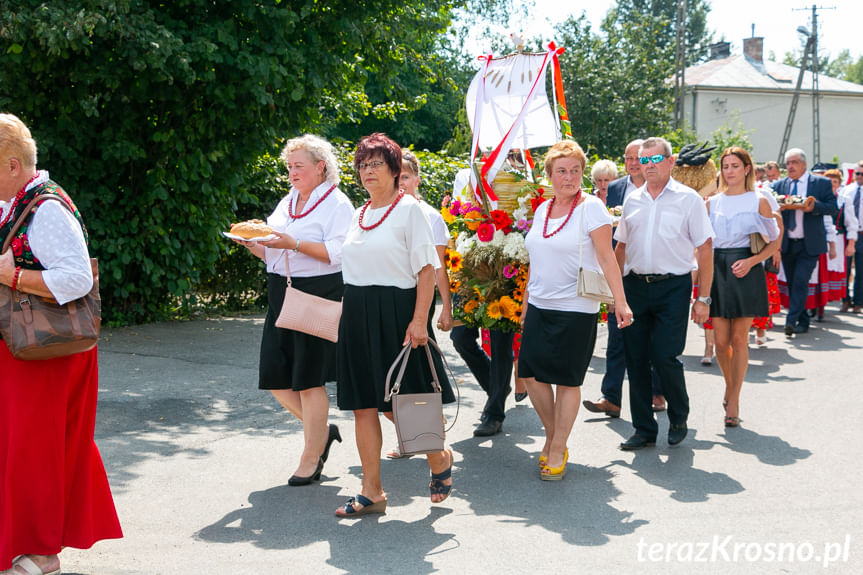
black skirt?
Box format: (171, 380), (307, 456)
(710, 247), (768, 319)
(258, 272), (344, 391)
(517, 303), (597, 387)
(337, 284), (455, 412)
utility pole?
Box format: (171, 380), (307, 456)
(672, 0), (687, 129)
(779, 4), (834, 164)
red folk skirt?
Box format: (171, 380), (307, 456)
(0, 345), (122, 569)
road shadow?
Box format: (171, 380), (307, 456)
(717, 426), (812, 465)
(448, 433), (648, 547)
(610, 434), (744, 503)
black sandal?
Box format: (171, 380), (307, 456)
(429, 450), (453, 502)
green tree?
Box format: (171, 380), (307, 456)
(0, 0), (461, 323)
(552, 0), (712, 159)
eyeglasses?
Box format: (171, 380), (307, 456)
(638, 154), (667, 165)
(357, 160), (386, 172)
(855, 172), (863, 176)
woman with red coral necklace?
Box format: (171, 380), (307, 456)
(234, 134), (354, 486)
(335, 134), (455, 517)
(519, 140), (632, 481)
(0, 113), (122, 575)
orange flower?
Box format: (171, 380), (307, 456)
(498, 295), (519, 320)
(448, 251), (463, 272)
(441, 206), (455, 224)
(463, 299), (479, 314)
(449, 278), (460, 293)
(463, 208), (483, 231)
(487, 299), (504, 320)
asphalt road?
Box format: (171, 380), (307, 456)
(59, 303), (862, 574)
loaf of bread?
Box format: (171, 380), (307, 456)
(230, 219), (274, 239)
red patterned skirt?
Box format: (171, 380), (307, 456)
(752, 271), (780, 330)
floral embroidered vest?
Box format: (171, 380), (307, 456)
(0, 180), (88, 271)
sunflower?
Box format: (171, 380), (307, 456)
(448, 252), (463, 272)
(463, 299), (480, 314)
(512, 287), (524, 302)
(449, 277), (461, 292)
(486, 299), (504, 320)
(498, 295), (519, 320)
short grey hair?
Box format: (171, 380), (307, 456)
(640, 137), (672, 157)
(784, 148), (807, 164)
(280, 134), (340, 185)
(591, 159), (618, 181)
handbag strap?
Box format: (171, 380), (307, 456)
(2, 194), (76, 254)
(282, 251), (293, 287)
(384, 338), (460, 432)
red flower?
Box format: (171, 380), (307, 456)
(490, 209), (513, 231)
(530, 189), (547, 213)
(10, 237), (23, 257)
(477, 222), (495, 242)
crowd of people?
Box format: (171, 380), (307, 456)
(4, 111), (861, 571)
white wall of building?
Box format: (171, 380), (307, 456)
(684, 88), (863, 164)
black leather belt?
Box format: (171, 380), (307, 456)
(629, 272), (678, 283)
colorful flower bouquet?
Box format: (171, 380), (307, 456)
(441, 181), (546, 333)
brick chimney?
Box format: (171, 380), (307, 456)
(743, 37), (764, 64)
(709, 41), (731, 60)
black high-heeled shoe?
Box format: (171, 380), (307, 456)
(288, 457), (324, 486)
(321, 424), (342, 463)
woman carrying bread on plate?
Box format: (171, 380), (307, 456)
(232, 134), (353, 486)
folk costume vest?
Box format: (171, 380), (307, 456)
(0, 180), (88, 272)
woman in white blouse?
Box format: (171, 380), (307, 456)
(336, 133), (455, 517)
(707, 147), (781, 427)
(398, 150), (453, 332)
(236, 135), (354, 486)
(0, 113), (121, 575)
(519, 140), (632, 481)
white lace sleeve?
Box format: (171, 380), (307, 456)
(27, 200), (93, 304)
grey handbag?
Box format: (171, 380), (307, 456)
(384, 339), (458, 456)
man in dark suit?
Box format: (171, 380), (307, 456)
(772, 148), (838, 336)
(583, 139), (665, 419)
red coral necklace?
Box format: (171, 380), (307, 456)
(0, 173), (41, 229)
(289, 184), (336, 219)
(359, 191), (404, 231)
(542, 191), (581, 238)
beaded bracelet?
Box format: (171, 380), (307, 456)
(11, 266), (22, 290)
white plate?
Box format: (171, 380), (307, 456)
(222, 231), (278, 242)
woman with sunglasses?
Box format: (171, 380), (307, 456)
(335, 133), (455, 517)
(707, 147), (781, 427)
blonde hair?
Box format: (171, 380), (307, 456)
(544, 140), (587, 177)
(823, 168), (843, 183)
(280, 134), (340, 185)
(591, 159), (618, 181)
(401, 150), (420, 176)
(0, 113), (37, 168)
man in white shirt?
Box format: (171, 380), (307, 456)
(613, 137), (715, 450)
(584, 139), (666, 419)
(841, 161), (863, 312)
